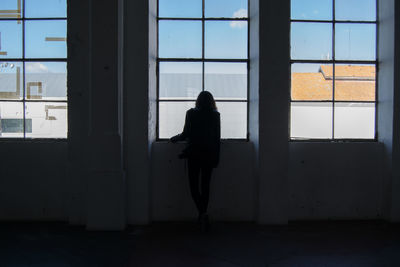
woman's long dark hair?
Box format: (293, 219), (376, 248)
(195, 91), (217, 110)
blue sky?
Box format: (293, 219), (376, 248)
(291, 0), (376, 21)
(159, 0), (248, 18)
(159, 0), (248, 74)
(0, 0), (376, 74)
(159, 0), (376, 74)
(0, 0), (66, 74)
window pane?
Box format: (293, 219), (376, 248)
(334, 64), (375, 101)
(25, 0), (66, 18)
(291, 0), (332, 20)
(0, 0), (22, 19)
(0, 62), (22, 100)
(291, 22), (332, 60)
(334, 103), (375, 139)
(0, 102), (23, 138)
(291, 63), (332, 101)
(159, 21), (202, 58)
(205, 62), (247, 100)
(205, 0), (248, 18)
(159, 0), (201, 18)
(291, 102), (332, 139)
(25, 20), (67, 58)
(335, 24), (376, 61)
(25, 102), (67, 138)
(217, 102), (247, 139)
(0, 21), (22, 58)
(25, 62), (67, 101)
(335, 0), (376, 21)
(159, 101), (195, 139)
(205, 21), (247, 59)
(159, 62), (202, 100)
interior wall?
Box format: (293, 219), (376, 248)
(151, 142), (256, 221)
(289, 142), (383, 220)
(256, 0), (290, 224)
(123, 0), (152, 225)
(389, 0), (400, 221)
(378, 0), (395, 220)
(0, 142), (68, 221)
(146, 0), (386, 223)
(67, 0), (90, 225)
(0, 0), (396, 225)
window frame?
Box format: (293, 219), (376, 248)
(156, 0), (250, 141)
(289, 0), (378, 142)
(0, 0), (68, 140)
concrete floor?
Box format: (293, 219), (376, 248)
(0, 221), (399, 266)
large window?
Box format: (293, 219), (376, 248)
(0, 0), (67, 139)
(290, 0), (377, 140)
(157, 0), (248, 139)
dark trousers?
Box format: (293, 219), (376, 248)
(188, 159), (213, 215)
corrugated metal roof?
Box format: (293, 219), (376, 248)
(160, 73), (247, 99)
(0, 73), (66, 97)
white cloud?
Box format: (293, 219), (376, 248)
(233, 8), (247, 18)
(26, 62), (49, 73)
(230, 8), (247, 29)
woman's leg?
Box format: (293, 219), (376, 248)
(199, 166), (213, 214)
(188, 159), (202, 214)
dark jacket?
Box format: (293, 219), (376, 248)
(171, 108), (221, 168)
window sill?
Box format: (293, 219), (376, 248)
(155, 138), (249, 143)
(0, 138), (67, 143)
(289, 139), (378, 143)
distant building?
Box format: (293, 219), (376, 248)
(0, 72), (67, 138)
(291, 65), (376, 139)
(292, 65), (375, 101)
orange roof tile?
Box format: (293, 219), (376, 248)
(292, 73), (332, 101)
(320, 65), (375, 80)
(292, 65), (375, 101)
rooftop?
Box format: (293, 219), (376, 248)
(292, 65), (376, 101)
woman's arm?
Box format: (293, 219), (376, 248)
(215, 112), (221, 161)
(170, 110), (191, 143)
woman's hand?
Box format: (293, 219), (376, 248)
(170, 135), (179, 143)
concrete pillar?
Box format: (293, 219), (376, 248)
(378, 0), (400, 222)
(67, 0), (90, 226)
(257, 0), (290, 224)
(123, 0), (153, 224)
(389, 0), (400, 222)
(85, 0), (125, 230)
(249, 0), (260, 222)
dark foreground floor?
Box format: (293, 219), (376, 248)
(0, 221), (399, 267)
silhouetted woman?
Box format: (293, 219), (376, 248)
(170, 91), (221, 231)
